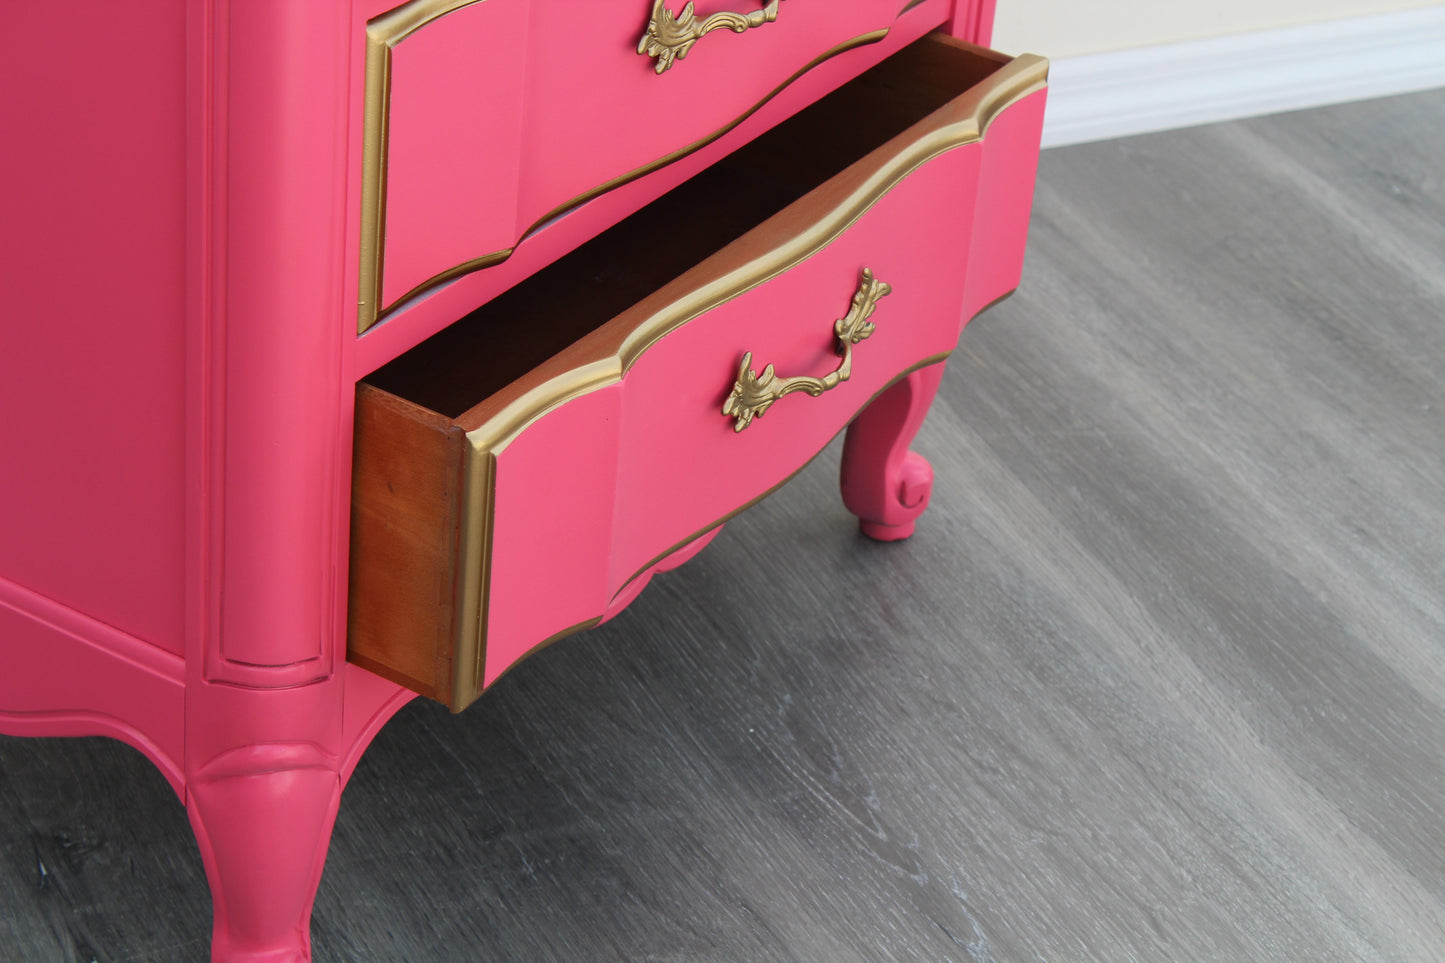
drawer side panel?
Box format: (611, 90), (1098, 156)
(349, 387), (468, 700)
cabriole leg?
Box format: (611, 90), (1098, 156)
(183, 667), (412, 962)
(186, 745), (341, 963)
(840, 363), (947, 541)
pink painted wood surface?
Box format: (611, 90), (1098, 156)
(1, 2), (1010, 958)
(188, 743), (342, 963)
(382, 0), (529, 309)
(0, 575), (187, 795)
(354, 0), (951, 340)
(483, 82), (1043, 688)
(206, 0), (354, 682)
(608, 155), (975, 575)
(962, 87), (1049, 320)
(513, 0), (947, 241)
(180, 666), (412, 963)
(0, 1), (189, 656)
(947, 0), (997, 44)
(6, 3), (413, 958)
(0, 564), (414, 961)
(840, 364), (947, 541)
(485, 384), (625, 686)
(599, 526), (724, 625)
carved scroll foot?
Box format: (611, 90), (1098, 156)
(840, 363), (946, 541)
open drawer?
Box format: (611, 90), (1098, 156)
(348, 34), (1048, 710)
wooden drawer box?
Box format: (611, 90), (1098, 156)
(349, 35), (1048, 710)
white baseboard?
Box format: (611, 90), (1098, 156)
(1040, 5), (1445, 148)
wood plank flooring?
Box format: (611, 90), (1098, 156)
(3, 88), (1444, 961)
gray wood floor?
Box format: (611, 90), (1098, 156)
(4, 89), (1444, 962)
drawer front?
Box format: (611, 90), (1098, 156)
(357, 0), (953, 332)
(472, 53), (1045, 701)
(348, 38), (1048, 710)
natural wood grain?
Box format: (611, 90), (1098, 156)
(347, 385), (467, 702)
(3, 88), (1443, 961)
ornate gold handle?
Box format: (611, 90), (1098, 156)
(638, 0), (782, 75)
(723, 268), (891, 432)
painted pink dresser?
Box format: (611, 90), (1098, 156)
(0, 1), (1045, 958)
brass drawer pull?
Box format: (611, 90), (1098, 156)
(723, 268), (890, 432)
(638, 0), (782, 75)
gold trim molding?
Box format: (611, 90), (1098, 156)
(359, 0), (488, 334)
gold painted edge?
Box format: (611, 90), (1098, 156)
(462, 51), (1048, 455)
(449, 445), (494, 711)
(361, 25), (902, 331)
(358, 25), (391, 332)
(372, 0), (488, 46)
(359, 0), (490, 334)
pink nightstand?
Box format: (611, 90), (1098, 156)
(0, 2), (1042, 958)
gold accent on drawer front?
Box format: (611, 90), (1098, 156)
(360, 0), (490, 334)
(453, 446), (494, 709)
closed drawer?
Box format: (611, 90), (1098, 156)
(349, 35), (1048, 709)
(357, 0), (955, 332)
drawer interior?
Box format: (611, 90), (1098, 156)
(361, 35), (1009, 414)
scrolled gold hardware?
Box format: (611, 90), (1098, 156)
(638, 0), (782, 75)
(723, 268), (891, 432)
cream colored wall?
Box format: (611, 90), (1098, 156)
(991, 0), (1444, 57)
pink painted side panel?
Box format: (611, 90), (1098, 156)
(359, 0), (950, 339)
(0, 2), (188, 655)
(381, 0), (529, 309)
(0, 575), (186, 796)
